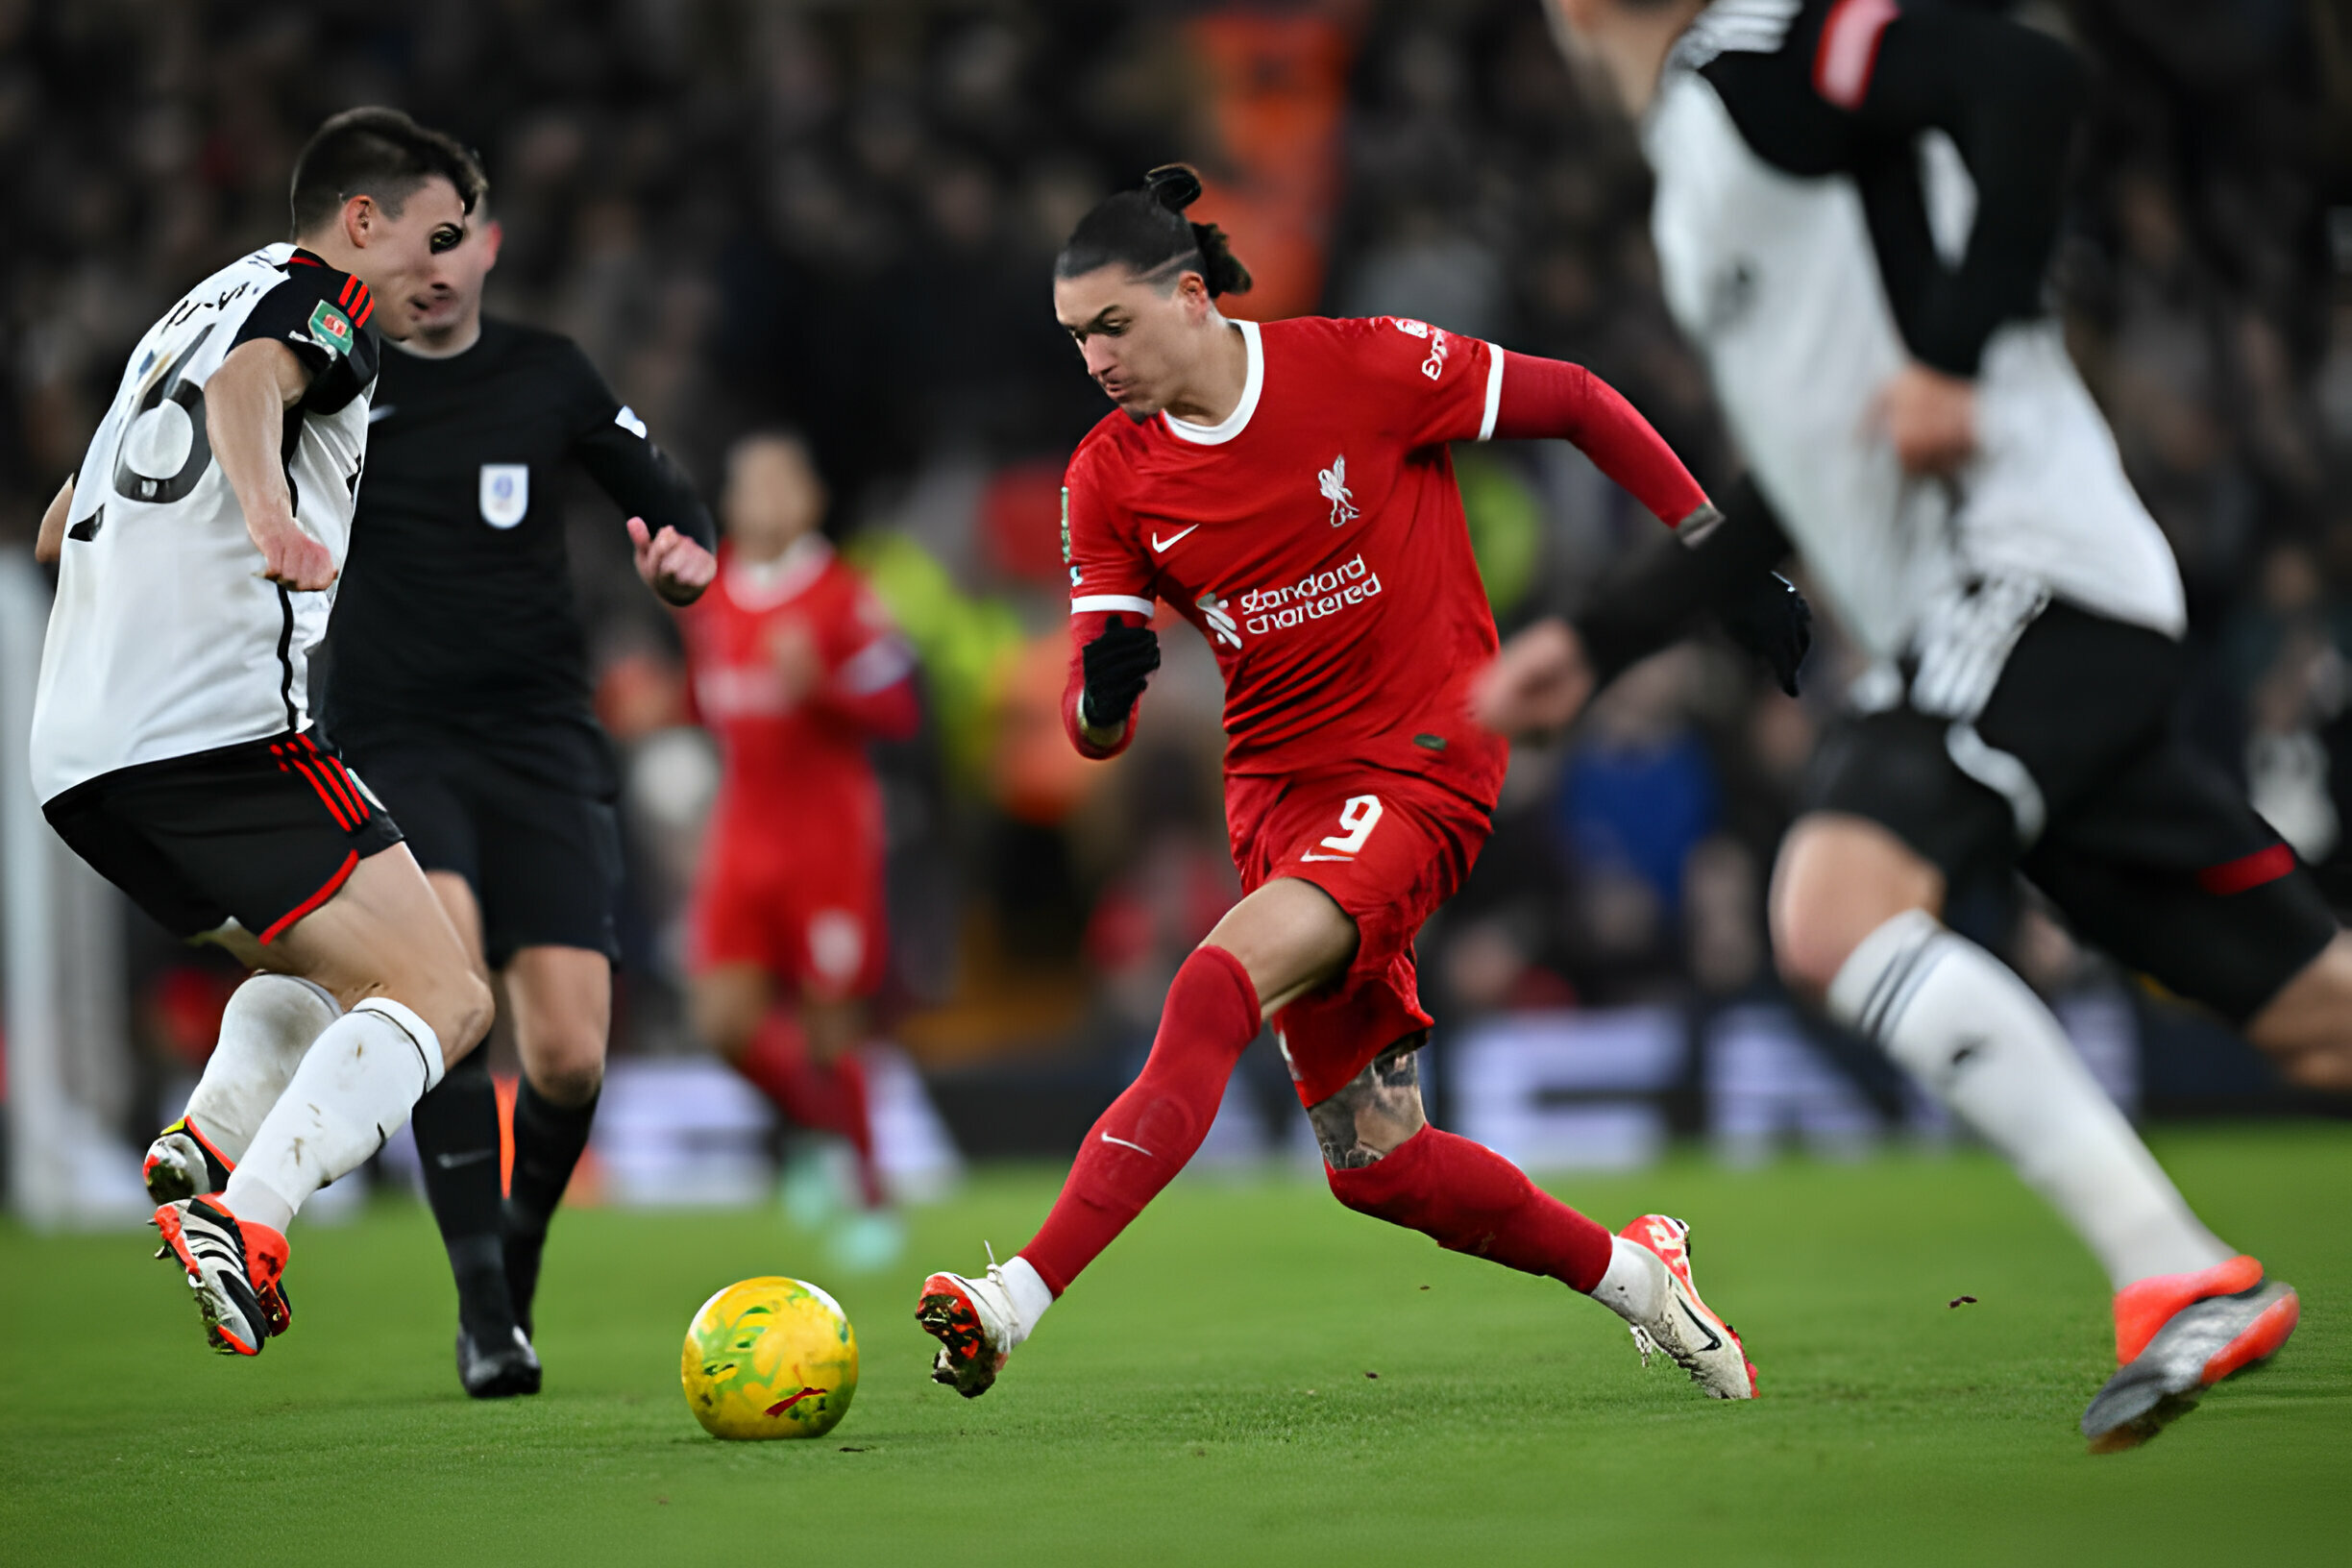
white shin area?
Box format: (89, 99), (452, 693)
(220, 997), (445, 1234)
(182, 974), (342, 1164)
(1589, 1234), (1668, 1324)
(1000, 1257), (1054, 1345)
(1826, 909), (2232, 1289)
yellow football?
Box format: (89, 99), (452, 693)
(680, 1276), (859, 1440)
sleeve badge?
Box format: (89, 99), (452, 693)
(306, 300), (355, 357)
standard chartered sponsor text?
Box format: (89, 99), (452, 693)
(1237, 553), (1384, 636)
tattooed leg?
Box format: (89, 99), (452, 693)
(1317, 1029), (1617, 1291)
(1307, 1033), (1430, 1169)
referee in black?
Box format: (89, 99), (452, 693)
(322, 165), (717, 1397)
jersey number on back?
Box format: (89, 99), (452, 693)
(111, 325), (216, 506)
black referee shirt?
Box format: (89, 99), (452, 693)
(322, 316), (714, 794)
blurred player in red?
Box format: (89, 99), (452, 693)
(915, 167), (1807, 1401)
(681, 431), (919, 1266)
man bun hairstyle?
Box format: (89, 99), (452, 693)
(1054, 163), (1252, 298)
(289, 107), (486, 237)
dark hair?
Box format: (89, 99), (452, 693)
(288, 108), (485, 237)
(1054, 164), (1252, 298)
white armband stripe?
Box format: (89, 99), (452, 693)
(1072, 594), (1155, 616)
(1479, 345), (1506, 442)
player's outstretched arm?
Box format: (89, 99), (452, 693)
(1474, 478), (1803, 740)
(1486, 355), (1807, 696)
(1490, 352), (1708, 529)
(34, 475), (72, 565)
(572, 374), (719, 604)
(208, 338), (336, 592)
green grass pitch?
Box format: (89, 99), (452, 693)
(5, 1125), (2348, 1566)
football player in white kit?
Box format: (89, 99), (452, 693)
(1479, 1), (2352, 1446)
(31, 108), (490, 1358)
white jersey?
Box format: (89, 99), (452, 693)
(32, 243), (381, 803)
(1641, 6), (2185, 675)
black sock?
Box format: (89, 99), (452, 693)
(408, 1045), (516, 1342)
(503, 1077), (600, 1336)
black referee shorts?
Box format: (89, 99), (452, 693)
(1807, 600), (2338, 1025)
(44, 730), (405, 944)
(343, 734), (622, 968)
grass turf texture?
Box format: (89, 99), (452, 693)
(5, 1126), (2348, 1566)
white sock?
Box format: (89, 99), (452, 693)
(1001, 1256), (1055, 1346)
(1588, 1235), (1667, 1324)
(1828, 910), (2232, 1287)
(221, 998), (445, 1233)
(181, 974), (341, 1163)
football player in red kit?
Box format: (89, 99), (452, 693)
(916, 167), (1803, 1400)
(681, 431), (919, 1263)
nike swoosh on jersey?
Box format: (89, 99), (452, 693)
(367, 404), (396, 424)
(1298, 852), (1356, 862)
(1150, 525), (1201, 552)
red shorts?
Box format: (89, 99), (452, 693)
(689, 823), (888, 1001)
(1224, 767), (1494, 1108)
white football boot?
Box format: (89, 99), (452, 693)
(1612, 1214), (1758, 1399)
(915, 1262), (1024, 1398)
(153, 1197), (289, 1357)
(143, 1115), (236, 1204)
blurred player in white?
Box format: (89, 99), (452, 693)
(30, 109), (489, 1358)
(1484, 0), (2352, 1446)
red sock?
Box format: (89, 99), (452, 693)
(732, 1011), (885, 1208)
(1326, 1125), (1613, 1292)
(1020, 945), (1261, 1295)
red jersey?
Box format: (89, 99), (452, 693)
(682, 538), (919, 838)
(1062, 315), (1517, 796)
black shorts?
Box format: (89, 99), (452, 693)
(1807, 600), (2337, 1025)
(341, 731), (622, 968)
(44, 730), (405, 944)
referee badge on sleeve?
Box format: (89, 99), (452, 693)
(478, 464), (529, 528)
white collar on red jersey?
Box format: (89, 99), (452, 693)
(724, 533), (832, 610)
(1162, 319), (1263, 447)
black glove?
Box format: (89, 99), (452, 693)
(1080, 616), (1160, 730)
(1718, 569), (1811, 697)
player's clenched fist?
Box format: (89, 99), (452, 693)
(249, 511), (338, 592)
(1080, 616), (1160, 732)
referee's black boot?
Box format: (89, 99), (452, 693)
(457, 1322), (543, 1399)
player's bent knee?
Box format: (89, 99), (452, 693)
(528, 1057), (605, 1107)
(519, 1019), (608, 1106)
(1771, 815), (1943, 999)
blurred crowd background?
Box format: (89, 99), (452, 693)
(7, 0), (2351, 1166)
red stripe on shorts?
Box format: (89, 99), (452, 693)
(276, 746), (355, 831)
(259, 850), (359, 944)
(2197, 844), (2295, 896)
(299, 734), (368, 821)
